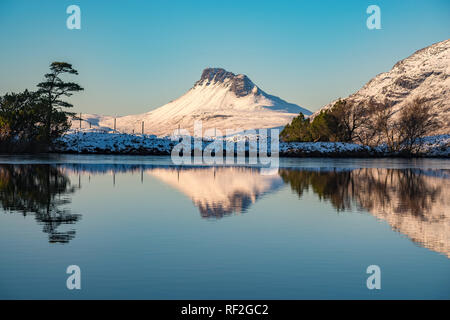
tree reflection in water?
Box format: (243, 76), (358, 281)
(1, 163), (448, 256)
(0, 164), (80, 243)
(279, 169), (355, 211)
(280, 168), (450, 257)
(279, 168), (444, 215)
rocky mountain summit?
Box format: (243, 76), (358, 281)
(194, 68), (260, 97)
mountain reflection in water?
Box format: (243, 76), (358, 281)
(0, 164), (448, 257)
(147, 167), (284, 218)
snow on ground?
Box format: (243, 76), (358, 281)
(420, 135), (450, 156)
(56, 129), (175, 154)
(374, 135), (450, 157)
(279, 141), (372, 155)
(55, 129), (450, 157)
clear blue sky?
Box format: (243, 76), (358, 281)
(0, 0), (449, 115)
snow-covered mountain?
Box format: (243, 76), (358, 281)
(78, 68), (310, 137)
(312, 39), (450, 135)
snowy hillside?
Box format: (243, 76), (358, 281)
(312, 39), (450, 135)
(76, 68), (310, 137)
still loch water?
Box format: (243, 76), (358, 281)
(0, 155), (449, 299)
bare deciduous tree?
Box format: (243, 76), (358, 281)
(356, 99), (396, 148)
(328, 99), (371, 143)
(366, 98), (437, 154)
(397, 98), (437, 154)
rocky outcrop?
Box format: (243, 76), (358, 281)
(195, 68), (259, 97)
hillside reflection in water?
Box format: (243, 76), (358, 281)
(0, 164), (448, 257)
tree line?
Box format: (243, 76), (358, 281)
(280, 98), (437, 155)
(0, 62), (83, 152)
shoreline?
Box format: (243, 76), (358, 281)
(2, 150), (448, 159)
(2, 131), (448, 158)
(51, 131), (449, 158)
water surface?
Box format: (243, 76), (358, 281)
(0, 155), (449, 299)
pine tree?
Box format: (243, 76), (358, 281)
(37, 62), (83, 144)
